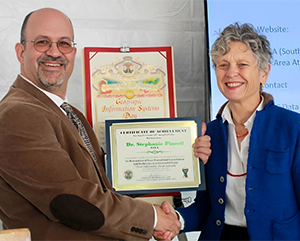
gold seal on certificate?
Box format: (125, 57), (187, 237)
(105, 117), (206, 194)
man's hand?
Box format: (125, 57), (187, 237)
(152, 201), (181, 241)
(193, 122), (211, 164)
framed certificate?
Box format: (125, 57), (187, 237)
(105, 116), (206, 194)
(82, 47), (177, 152)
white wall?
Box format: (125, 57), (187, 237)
(0, 0), (207, 239)
(0, 0), (208, 118)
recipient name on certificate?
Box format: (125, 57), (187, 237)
(105, 117), (205, 194)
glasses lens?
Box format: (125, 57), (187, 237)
(34, 39), (51, 52)
(33, 38), (74, 54)
(58, 40), (74, 54)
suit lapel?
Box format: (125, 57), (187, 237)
(12, 76), (90, 157)
(12, 76), (111, 188)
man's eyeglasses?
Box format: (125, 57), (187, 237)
(22, 38), (76, 54)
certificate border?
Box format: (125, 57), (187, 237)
(105, 116), (206, 194)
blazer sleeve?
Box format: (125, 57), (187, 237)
(0, 100), (154, 240)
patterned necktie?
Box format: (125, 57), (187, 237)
(60, 102), (99, 168)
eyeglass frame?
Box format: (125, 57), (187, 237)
(21, 38), (77, 54)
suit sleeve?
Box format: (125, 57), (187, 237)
(0, 102), (154, 240)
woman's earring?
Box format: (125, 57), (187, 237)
(260, 83), (264, 93)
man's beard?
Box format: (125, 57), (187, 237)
(37, 56), (68, 91)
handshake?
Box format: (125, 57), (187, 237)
(152, 201), (181, 241)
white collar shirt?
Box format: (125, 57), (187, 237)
(20, 74), (67, 114)
(221, 97), (264, 227)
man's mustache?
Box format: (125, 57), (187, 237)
(37, 56), (68, 66)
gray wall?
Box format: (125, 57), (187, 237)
(0, 0), (209, 233)
(0, 0), (210, 120)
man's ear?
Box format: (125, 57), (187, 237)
(15, 42), (25, 64)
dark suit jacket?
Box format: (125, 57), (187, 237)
(0, 76), (154, 240)
(177, 94), (300, 240)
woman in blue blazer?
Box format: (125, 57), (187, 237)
(175, 23), (300, 240)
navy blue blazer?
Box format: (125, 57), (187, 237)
(177, 94), (300, 240)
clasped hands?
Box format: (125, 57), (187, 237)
(153, 201), (180, 241)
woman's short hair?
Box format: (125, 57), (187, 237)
(210, 22), (272, 71)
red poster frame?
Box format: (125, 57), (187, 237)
(83, 46), (177, 127)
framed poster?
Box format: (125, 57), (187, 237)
(82, 47), (177, 151)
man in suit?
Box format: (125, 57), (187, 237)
(0, 7), (209, 240)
